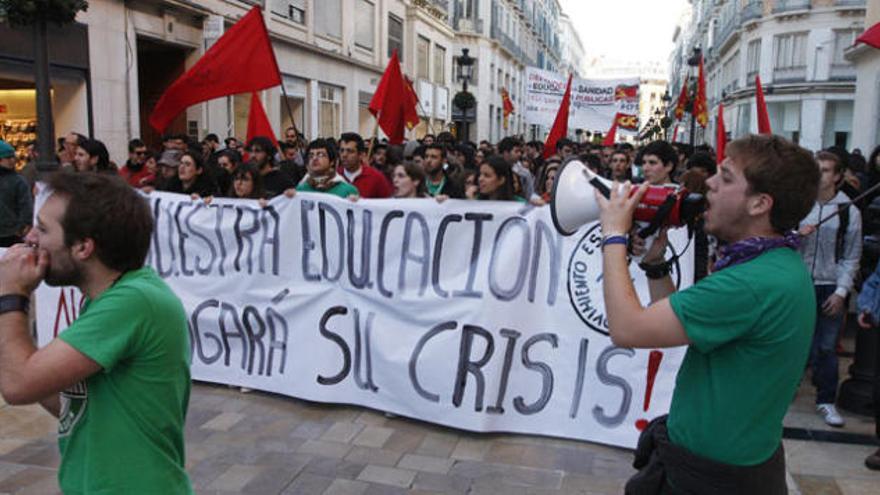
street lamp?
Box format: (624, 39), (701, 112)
(453, 48), (475, 142)
(686, 47), (702, 147)
(659, 90), (672, 141)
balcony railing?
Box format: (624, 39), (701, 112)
(773, 0), (811, 14)
(717, 10), (741, 49)
(454, 15), (484, 34)
(742, 1), (763, 23)
(834, 0), (866, 7)
(773, 65), (806, 81)
(830, 63), (857, 80)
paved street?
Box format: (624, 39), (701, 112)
(0, 366), (878, 495)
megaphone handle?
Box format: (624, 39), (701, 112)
(581, 168), (611, 199)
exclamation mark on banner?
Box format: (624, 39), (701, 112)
(635, 350), (664, 431)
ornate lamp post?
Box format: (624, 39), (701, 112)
(686, 47), (702, 147)
(453, 48), (475, 142)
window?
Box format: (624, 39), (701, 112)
(316, 0), (341, 38)
(833, 29), (859, 65)
(433, 44), (446, 84)
(271, 0), (306, 24)
(417, 36), (430, 80)
(773, 32), (807, 80)
(388, 14), (403, 60)
(823, 100), (853, 149)
(490, 63), (495, 90)
(746, 39), (761, 80)
(354, 0), (375, 50)
(319, 84), (342, 138)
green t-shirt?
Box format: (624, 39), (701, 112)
(667, 248), (815, 466)
(296, 180), (359, 198)
(57, 267), (193, 494)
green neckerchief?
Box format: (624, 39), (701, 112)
(426, 175), (446, 197)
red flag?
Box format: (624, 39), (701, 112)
(603, 115), (619, 146)
(501, 88), (514, 129)
(755, 75), (771, 134)
(369, 50), (419, 144)
(543, 74), (573, 159)
(672, 126), (679, 143)
(694, 56), (708, 127)
(856, 22), (880, 49)
(674, 75), (689, 120)
(149, 7), (281, 133)
(716, 103), (726, 165)
(246, 92), (279, 149)
(403, 75), (420, 130)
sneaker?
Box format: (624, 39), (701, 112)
(816, 403), (844, 427)
(866, 448), (880, 471)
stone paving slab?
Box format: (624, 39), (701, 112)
(0, 380), (876, 494)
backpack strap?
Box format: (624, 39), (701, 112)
(835, 204), (850, 263)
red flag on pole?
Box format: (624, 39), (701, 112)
(716, 103), (726, 165)
(501, 88), (515, 130)
(672, 125), (679, 143)
(694, 56), (708, 127)
(856, 22), (880, 49)
(149, 7), (281, 133)
(369, 50), (419, 144)
(674, 75), (689, 120)
(602, 114), (619, 146)
(543, 74), (573, 159)
(755, 75), (772, 134)
(246, 92), (279, 148)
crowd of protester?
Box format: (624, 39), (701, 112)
(1, 127), (880, 472)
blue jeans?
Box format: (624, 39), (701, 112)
(810, 285), (842, 405)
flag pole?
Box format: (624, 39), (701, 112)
(366, 119), (380, 161)
(279, 82), (302, 145)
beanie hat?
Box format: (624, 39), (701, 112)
(0, 140), (15, 159)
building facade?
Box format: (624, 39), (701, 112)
(558, 13), (585, 78)
(670, 0), (868, 151)
(848, 0), (880, 153)
(452, 0), (564, 142)
(0, 0), (579, 164)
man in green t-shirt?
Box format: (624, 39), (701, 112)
(595, 134), (820, 494)
(0, 172), (192, 494)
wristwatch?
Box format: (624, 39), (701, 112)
(0, 295), (29, 316)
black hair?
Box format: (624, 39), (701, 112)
(479, 155), (515, 201)
(685, 151), (717, 176)
(555, 138), (575, 151)
(128, 138), (145, 153)
(339, 132), (366, 152)
(79, 139), (112, 172)
(247, 136), (277, 158)
(307, 138), (338, 162)
(425, 143), (446, 158)
(204, 133), (220, 143)
(497, 136), (522, 154)
(642, 140), (679, 169)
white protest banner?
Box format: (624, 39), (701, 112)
(525, 67), (640, 132)
(34, 191), (691, 449)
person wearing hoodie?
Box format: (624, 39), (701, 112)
(296, 139), (359, 199)
(798, 150), (862, 427)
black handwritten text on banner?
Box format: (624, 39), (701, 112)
(34, 192), (691, 449)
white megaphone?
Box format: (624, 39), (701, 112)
(550, 160), (705, 237)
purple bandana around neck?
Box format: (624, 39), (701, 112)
(712, 231), (801, 272)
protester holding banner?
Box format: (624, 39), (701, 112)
(423, 144), (465, 199)
(338, 132), (393, 199)
(597, 134), (819, 494)
(296, 138), (359, 199)
(391, 163), (428, 199)
(0, 172), (192, 493)
(477, 155), (523, 202)
(227, 163), (266, 200)
(160, 150), (219, 198)
(248, 136), (295, 199)
(73, 138), (114, 174)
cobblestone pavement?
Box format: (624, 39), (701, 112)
(0, 375), (877, 494)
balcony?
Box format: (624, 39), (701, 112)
(773, 65), (806, 81)
(716, 10), (741, 50)
(834, 0), (866, 7)
(830, 63), (857, 80)
(413, 0), (449, 21)
(773, 0), (811, 14)
(454, 16), (484, 34)
(742, 1), (764, 24)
